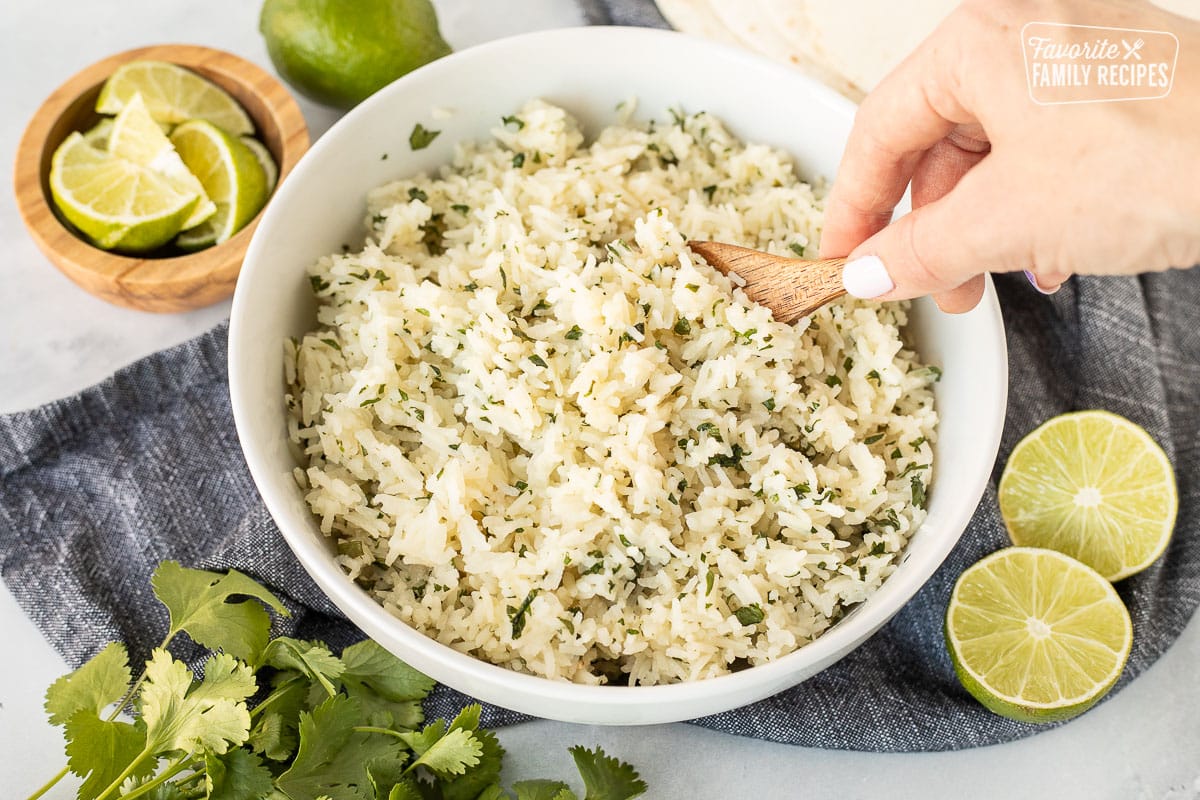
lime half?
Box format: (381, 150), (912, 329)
(97, 60), (254, 136)
(169, 120), (267, 249)
(109, 94), (216, 230)
(50, 132), (199, 252)
(999, 410), (1177, 581)
(946, 547), (1132, 724)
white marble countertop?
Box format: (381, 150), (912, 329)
(2, 2), (1199, 797)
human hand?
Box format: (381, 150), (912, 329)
(820, 0), (1200, 312)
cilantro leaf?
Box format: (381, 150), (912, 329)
(44, 642), (130, 725)
(251, 710), (297, 762)
(29, 562), (655, 800)
(335, 640), (430, 728)
(276, 695), (405, 800)
(141, 784), (188, 800)
(339, 640), (435, 703)
(206, 748), (275, 800)
(351, 691), (423, 733)
(193, 651), (258, 703)
(440, 726), (504, 800)
(734, 604), (765, 626)
(140, 650), (254, 756)
(63, 710), (152, 800)
(398, 716), (447, 759)
(249, 675), (309, 761)
(386, 779), (425, 800)
(409, 123), (441, 151)
(151, 561), (288, 663)
(448, 703), (481, 733)
(509, 590), (539, 639)
(264, 637), (347, 698)
(911, 476), (927, 508)
(569, 747), (647, 800)
(367, 757), (410, 800)
(513, 780), (578, 800)
(434, 704), (504, 800)
(408, 727), (483, 777)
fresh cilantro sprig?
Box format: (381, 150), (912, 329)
(27, 562), (647, 800)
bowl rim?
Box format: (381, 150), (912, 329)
(12, 43), (310, 312)
(231, 25), (1009, 717)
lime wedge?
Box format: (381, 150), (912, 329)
(50, 132), (199, 252)
(998, 410), (1177, 581)
(81, 118), (114, 150)
(96, 60), (255, 136)
(109, 94), (216, 230)
(946, 547), (1132, 723)
(169, 120), (268, 249)
(240, 135), (278, 193)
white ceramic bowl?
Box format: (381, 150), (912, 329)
(230, 26), (1007, 726)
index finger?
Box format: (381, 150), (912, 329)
(820, 29), (977, 258)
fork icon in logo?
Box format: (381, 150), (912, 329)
(1122, 37), (1146, 59)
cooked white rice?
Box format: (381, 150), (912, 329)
(285, 100), (938, 685)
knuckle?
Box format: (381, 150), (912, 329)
(945, 127), (991, 154)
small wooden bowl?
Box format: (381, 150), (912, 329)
(14, 44), (310, 313)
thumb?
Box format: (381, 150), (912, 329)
(840, 157), (1028, 303)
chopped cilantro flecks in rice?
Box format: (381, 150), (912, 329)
(409, 122), (440, 150)
(289, 100), (937, 686)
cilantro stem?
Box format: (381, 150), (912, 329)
(93, 745), (155, 800)
(175, 769), (205, 788)
(353, 725), (408, 739)
(250, 674), (304, 720)
(24, 766), (68, 800)
(117, 756), (194, 800)
(107, 632), (174, 722)
(26, 631), (174, 800)
(276, 638), (339, 698)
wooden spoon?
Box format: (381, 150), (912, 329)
(688, 241), (846, 324)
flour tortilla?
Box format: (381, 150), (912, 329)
(801, 0), (957, 94)
(653, 0), (743, 47)
(653, 0), (953, 99)
(708, 0), (860, 98)
(660, 0), (1197, 101)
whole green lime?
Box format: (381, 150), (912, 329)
(260, 0), (452, 109)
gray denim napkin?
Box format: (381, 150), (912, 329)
(578, 0), (670, 28)
(3, 268), (1198, 752)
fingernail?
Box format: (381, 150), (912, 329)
(842, 255), (895, 299)
(1024, 270), (1060, 295)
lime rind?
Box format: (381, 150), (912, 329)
(998, 409), (1177, 581)
(240, 135), (279, 193)
(96, 59), (254, 136)
(259, 0), (452, 109)
(109, 94), (216, 230)
(175, 224), (219, 252)
(50, 132), (199, 252)
(170, 120), (268, 248)
(945, 546), (1132, 724)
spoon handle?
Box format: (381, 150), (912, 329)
(688, 241), (847, 324)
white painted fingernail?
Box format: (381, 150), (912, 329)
(1024, 270), (1060, 295)
(842, 255), (895, 299)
